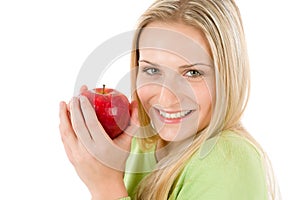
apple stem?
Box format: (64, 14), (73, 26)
(102, 84), (105, 94)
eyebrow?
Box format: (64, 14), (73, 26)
(138, 60), (212, 69)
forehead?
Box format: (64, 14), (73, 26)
(138, 22), (212, 65)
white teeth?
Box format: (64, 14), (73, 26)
(159, 110), (192, 119)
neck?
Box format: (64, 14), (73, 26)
(155, 136), (195, 162)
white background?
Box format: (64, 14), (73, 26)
(0, 0), (299, 199)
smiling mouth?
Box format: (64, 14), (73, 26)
(157, 109), (193, 119)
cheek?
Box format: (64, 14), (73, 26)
(192, 88), (214, 132)
(193, 81), (215, 118)
(136, 87), (145, 102)
(196, 89), (213, 108)
(194, 79), (215, 108)
(136, 85), (152, 110)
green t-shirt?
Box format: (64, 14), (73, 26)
(121, 131), (268, 200)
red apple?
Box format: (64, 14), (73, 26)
(81, 85), (130, 139)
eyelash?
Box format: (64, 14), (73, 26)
(141, 67), (204, 79)
(184, 69), (204, 79)
(142, 67), (160, 76)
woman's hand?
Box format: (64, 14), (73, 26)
(59, 85), (138, 199)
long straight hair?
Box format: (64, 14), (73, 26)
(130, 0), (280, 199)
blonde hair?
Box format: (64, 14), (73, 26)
(130, 0), (280, 199)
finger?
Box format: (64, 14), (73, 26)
(113, 130), (132, 153)
(59, 101), (78, 164)
(67, 101), (70, 112)
(59, 101), (77, 147)
(66, 100), (71, 119)
(124, 100), (140, 137)
(61, 137), (76, 165)
(78, 95), (109, 142)
(69, 97), (93, 144)
(130, 100), (140, 126)
(78, 96), (131, 168)
(80, 85), (88, 93)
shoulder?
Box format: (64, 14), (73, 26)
(189, 130), (266, 181)
(169, 131), (268, 199)
(196, 130), (263, 167)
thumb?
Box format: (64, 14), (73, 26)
(113, 101), (139, 152)
(123, 100), (139, 138)
(129, 100), (139, 127)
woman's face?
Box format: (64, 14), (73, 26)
(136, 21), (215, 142)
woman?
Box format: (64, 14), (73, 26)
(59, 0), (280, 199)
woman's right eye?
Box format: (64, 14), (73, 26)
(142, 67), (160, 75)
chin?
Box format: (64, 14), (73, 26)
(157, 128), (196, 143)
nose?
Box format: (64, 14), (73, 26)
(158, 85), (178, 107)
(157, 74), (184, 108)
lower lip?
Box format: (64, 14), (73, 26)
(155, 109), (193, 124)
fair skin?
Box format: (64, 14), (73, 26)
(59, 85), (134, 199)
(59, 21), (215, 199)
(137, 21), (215, 157)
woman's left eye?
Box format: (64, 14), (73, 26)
(184, 70), (203, 78)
